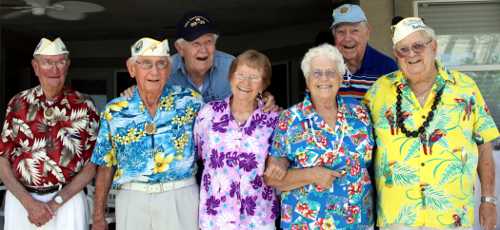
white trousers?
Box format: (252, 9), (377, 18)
(115, 184), (199, 230)
(4, 190), (89, 230)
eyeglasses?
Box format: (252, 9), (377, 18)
(135, 59), (169, 70)
(234, 72), (262, 82)
(37, 59), (68, 69)
(395, 39), (432, 58)
(310, 69), (338, 80)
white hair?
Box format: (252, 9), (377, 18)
(34, 53), (70, 59)
(127, 55), (171, 63)
(174, 34), (219, 46)
(300, 43), (346, 79)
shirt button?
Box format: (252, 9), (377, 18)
(421, 163), (425, 167)
(422, 115), (426, 119)
(421, 187), (425, 192)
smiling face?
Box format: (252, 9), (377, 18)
(306, 56), (342, 101)
(229, 64), (264, 102)
(32, 54), (70, 97)
(394, 31), (437, 79)
(176, 33), (216, 77)
(333, 22), (370, 68)
(127, 56), (171, 96)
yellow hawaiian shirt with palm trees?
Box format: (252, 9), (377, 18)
(91, 85), (202, 186)
(364, 62), (499, 228)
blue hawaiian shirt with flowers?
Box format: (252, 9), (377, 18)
(270, 94), (374, 229)
(91, 85), (203, 186)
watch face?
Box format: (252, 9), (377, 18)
(54, 195), (64, 204)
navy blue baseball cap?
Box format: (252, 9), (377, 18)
(176, 11), (218, 41)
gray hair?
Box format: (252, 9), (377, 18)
(174, 34), (219, 46)
(300, 43), (346, 79)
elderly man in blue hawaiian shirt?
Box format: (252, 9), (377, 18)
(90, 37), (203, 230)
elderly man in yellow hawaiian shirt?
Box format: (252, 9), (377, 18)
(364, 17), (499, 230)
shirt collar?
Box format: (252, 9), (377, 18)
(299, 92), (347, 120)
(356, 44), (375, 73)
(223, 95), (267, 124)
(34, 85), (67, 105)
(127, 85), (175, 114)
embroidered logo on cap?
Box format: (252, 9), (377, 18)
(184, 16), (210, 28)
(134, 40), (143, 53)
(339, 6), (350, 14)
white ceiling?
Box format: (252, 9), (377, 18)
(0, 0), (337, 41)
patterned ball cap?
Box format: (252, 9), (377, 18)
(330, 4), (367, 28)
(33, 37), (69, 56)
(176, 11), (218, 42)
(131, 37), (170, 57)
(392, 17), (428, 45)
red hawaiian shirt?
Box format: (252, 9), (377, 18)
(0, 86), (99, 187)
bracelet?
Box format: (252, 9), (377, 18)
(481, 196), (497, 205)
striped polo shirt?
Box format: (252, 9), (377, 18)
(339, 45), (398, 99)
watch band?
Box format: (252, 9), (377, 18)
(481, 196), (497, 205)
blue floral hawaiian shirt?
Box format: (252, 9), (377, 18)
(270, 93), (374, 229)
(91, 85), (203, 186)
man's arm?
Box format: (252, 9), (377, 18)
(91, 166), (115, 230)
(477, 142), (497, 230)
(0, 156), (54, 227)
(46, 162), (96, 211)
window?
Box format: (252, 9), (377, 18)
(416, 0), (500, 129)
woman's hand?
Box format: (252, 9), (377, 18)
(309, 166), (342, 189)
(264, 156), (289, 181)
(261, 92), (282, 113)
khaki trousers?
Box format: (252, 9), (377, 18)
(115, 183), (199, 230)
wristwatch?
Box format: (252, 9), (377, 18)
(480, 196), (497, 205)
(53, 194), (64, 205)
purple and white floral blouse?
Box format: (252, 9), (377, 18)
(194, 97), (280, 230)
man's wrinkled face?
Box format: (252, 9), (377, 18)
(32, 54), (70, 92)
(177, 33), (216, 75)
(333, 22), (370, 66)
(127, 56), (171, 96)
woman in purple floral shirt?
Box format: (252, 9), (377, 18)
(194, 50), (279, 230)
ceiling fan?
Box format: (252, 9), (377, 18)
(0, 0), (105, 21)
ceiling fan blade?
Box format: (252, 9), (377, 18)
(25, 0), (50, 7)
(1, 9), (32, 19)
(56, 1), (104, 13)
(46, 9), (85, 20)
(0, 6), (33, 10)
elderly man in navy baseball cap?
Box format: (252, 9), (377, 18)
(169, 10), (234, 102)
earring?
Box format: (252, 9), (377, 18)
(257, 92), (263, 100)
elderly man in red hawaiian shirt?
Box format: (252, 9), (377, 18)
(0, 37), (99, 230)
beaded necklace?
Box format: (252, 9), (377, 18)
(395, 84), (445, 138)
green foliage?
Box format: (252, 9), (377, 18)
(422, 185), (451, 210)
(393, 163), (418, 186)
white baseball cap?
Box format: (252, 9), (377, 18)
(392, 17), (429, 44)
(33, 37), (69, 56)
(131, 38), (170, 57)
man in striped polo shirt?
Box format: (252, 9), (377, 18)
(331, 4), (398, 99)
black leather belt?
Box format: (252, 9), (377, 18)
(24, 184), (63, 195)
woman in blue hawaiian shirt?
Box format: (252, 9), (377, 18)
(264, 44), (374, 229)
